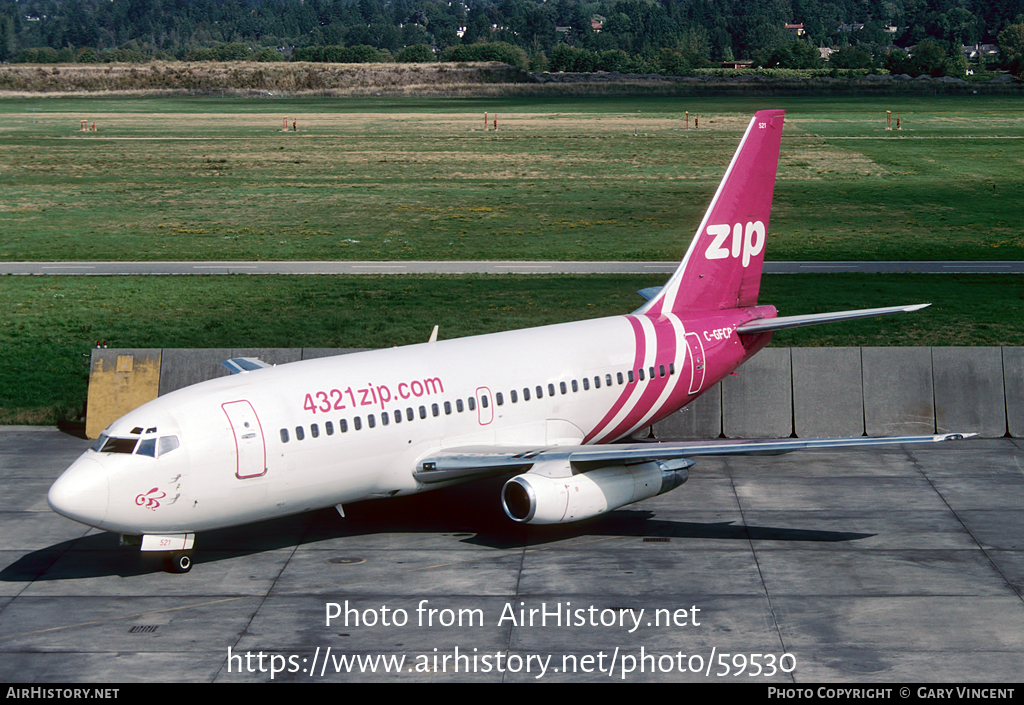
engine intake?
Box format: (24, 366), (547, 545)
(502, 459), (691, 524)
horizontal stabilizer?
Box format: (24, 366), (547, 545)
(638, 286), (663, 301)
(222, 357), (272, 375)
(735, 303), (930, 335)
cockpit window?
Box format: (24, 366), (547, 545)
(158, 435), (180, 456)
(136, 438), (157, 457)
(90, 432), (179, 458)
(92, 434), (138, 454)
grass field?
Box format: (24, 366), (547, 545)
(2, 272), (1022, 424)
(1, 94), (1022, 262)
(2, 93), (1022, 423)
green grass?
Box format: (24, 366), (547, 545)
(2, 273), (1021, 424)
(2, 94), (1021, 423)
(1, 94), (1022, 262)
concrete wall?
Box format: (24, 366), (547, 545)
(1005, 347), (1024, 438)
(89, 347), (1023, 440)
(158, 348), (370, 396)
(721, 348), (793, 438)
(862, 347), (935, 435)
(652, 346), (1019, 440)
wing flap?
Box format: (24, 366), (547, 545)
(414, 445), (541, 484)
(566, 433), (971, 464)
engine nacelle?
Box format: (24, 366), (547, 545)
(502, 459), (691, 524)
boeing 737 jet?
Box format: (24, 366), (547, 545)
(48, 110), (969, 572)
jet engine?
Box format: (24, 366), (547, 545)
(501, 458), (692, 524)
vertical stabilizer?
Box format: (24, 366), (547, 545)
(640, 110), (784, 315)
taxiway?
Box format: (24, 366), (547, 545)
(2, 427), (1023, 682)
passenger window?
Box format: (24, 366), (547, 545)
(407, 407), (414, 421)
(340, 419), (348, 433)
(615, 373), (622, 385)
(511, 390), (518, 403)
(659, 365), (666, 378)
(669, 362), (675, 375)
(419, 406), (426, 419)
(583, 378), (590, 390)
(523, 388), (531, 401)
(596, 376), (602, 389)
(649, 366), (656, 379)
(381, 413), (389, 426)
(326, 421), (334, 435)
(367, 414), (375, 428)
(136, 438), (156, 457)
(311, 423), (319, 438)
(548, 383), (555, 397)
(481, 396), (489, 409)
(431, 403), (439, 417)
(468, 397), (476, 411)
(295, 426), (305, 441)
(637, 368), (644, 381)
(572, 380), (579, 392)
(536, 385), (543, 399)
(280, 428), (290, 443)
(628, 371), (635, 383)
(394, 410), (402, 424)
(444, 401), (452, 415)
(496, 392), (503, 406)
(456, 399), (464, 412)
(559, 382), (566, 395)
(353, 417), (362, 430)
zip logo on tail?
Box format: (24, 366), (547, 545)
(704, 221), (766, 267)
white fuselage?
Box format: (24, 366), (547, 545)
(48, 308), (766, 537)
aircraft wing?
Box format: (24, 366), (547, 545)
(222, 357), (272, 374)
(413, 433), (974, 484)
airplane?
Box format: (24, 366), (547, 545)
(47, 110), (971, 573)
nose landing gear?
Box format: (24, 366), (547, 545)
(163, 551), (193, 573)
(137, 533), (196, 573)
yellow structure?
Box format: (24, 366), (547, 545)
(85, 349), (162, 439)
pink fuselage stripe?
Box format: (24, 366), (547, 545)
(595, 316), (678, 442)
(583, 315), (648, 443)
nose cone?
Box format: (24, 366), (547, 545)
(48, 457), (109, 528)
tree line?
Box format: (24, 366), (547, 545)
(2, 0), (1022, 77)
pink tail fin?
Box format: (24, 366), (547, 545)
(640, 110), (784, 315)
